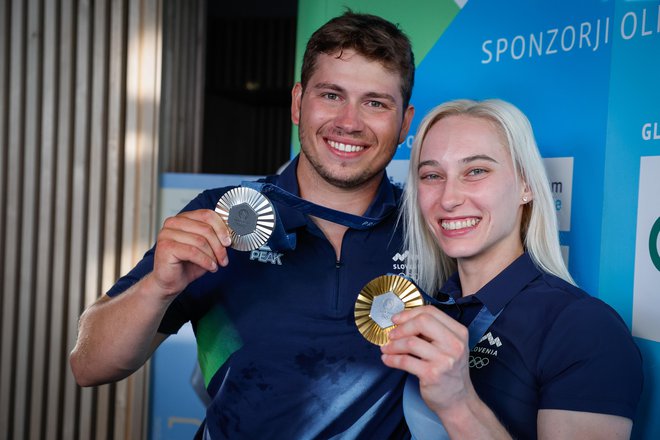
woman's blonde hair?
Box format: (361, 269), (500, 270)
(402, 99), (574, 294)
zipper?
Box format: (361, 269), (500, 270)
(334, 260), (343, 312)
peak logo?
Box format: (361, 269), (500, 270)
(249, 246), (283, 265)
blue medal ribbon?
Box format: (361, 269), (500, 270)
(403, 287), (503, 440)
(240, 181), (391, 251)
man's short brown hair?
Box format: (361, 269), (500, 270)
(301, 11), (415, 108)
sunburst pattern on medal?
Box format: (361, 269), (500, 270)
(354, 274), (425, 346)
(215, 187), (275, 251)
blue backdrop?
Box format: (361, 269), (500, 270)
(299, 1), (660, 438)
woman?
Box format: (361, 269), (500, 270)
(381, 99), (642, 439)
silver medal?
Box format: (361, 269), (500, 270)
(215, 187), (275, 251)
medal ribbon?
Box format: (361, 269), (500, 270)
(243, 181), (388, 228)
(419, 289), (502, 350)
(241, 181), (392, 251)
(403, 290), (503, 440)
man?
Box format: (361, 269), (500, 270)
(70, 11), (415, 439)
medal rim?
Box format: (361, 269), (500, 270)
(215, 187), (275, 251)
(354, 274), (424, 346)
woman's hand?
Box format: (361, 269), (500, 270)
(380, 305), (474, 414)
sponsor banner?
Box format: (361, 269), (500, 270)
(632, 156), (660, 342)
(542, 157), (574, 233)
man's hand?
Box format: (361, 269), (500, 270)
(151, 208), (232, 298)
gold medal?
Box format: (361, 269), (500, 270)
(215, 187), (275, 251)
(354, 274), (424, 346)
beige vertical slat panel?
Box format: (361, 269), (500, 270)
(116, 0), (162, 438)
(101, 18), (123, 431)
(97, 18), (122, 435)
(133, 0), (162, 425)
(0, 0), (168, 437)
(29, 0), (58, 435)
(47, 0), (76, 437)
(124, 0), (162, 273)
(64, 0), (93, 438)
(94, 0), (126, 439)
(0, 8), (7, 430)
(0, 0), (8, 307)
(84, 0), (111, 438)
(139, 0), (162, 427)
(13, 0), (39, 426)
(0, 1), (10, 434)
(1, 0), (26, 436)
(15, 0), (42, 433)
(102, 0), (127, 341)
(95, 0), (129, 438)
(117, 0), (142, 429)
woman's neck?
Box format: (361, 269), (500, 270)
(457, 247), (524, 296)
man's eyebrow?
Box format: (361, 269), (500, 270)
(313, 83), (397, 103)
(363, 91), (397, 103)
(313, 82), (344, 92)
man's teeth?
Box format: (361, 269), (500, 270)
(441, 218), (480, 230)
(328, 140), (364, 153)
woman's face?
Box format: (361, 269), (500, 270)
(417, 114), (529, 267)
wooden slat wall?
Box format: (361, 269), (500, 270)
(0, 0), (167, 438)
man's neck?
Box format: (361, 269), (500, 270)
(295, 160), (384, 258)
(296, 166), (382, 217)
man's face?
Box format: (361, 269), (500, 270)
(291, 50), (413, 189)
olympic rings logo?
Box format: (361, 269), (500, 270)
(468, 355), (490, 369)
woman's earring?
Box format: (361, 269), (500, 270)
(522, 196), (528, 203)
